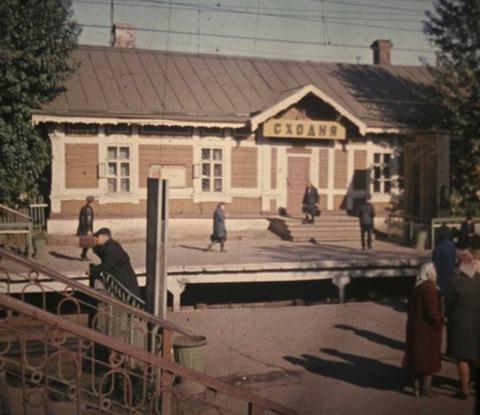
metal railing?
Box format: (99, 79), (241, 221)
(431, 216), (479, 247)
(26, 195), (48, 231)
(0, 248), (296, 415)
(0, 203), (34, 257)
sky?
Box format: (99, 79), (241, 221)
(71, 0), (437, 66)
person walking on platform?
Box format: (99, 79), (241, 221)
(445, 250), (480, 400)
(207, 202), (228, 253)
(357, 195), (375, 250)
(302, 182), (320, 224)
(432, 227), (456, 298)
(403, 262), (443, 398)
(76, 195), (95, 260)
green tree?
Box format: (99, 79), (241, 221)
(0, 0), (80, 206)
(424, 0), (480, 215)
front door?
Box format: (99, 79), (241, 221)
(287, 157), (310, 215)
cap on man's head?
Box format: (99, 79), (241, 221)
(86, 195), (95, 203)
(93, 227), (111, 238)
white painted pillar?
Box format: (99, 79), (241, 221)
(327, 146), (335, 210)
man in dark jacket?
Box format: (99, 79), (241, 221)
(358, 195), (375, 250)
(432, 226), (456, 297)
(76, 195), (95, 260)
(302, 182), (320, 224)
(90, 228), (142, 299)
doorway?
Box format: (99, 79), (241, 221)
(287, 157), (310, 215)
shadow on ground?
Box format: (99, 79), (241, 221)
(333, 324), (405, 351)
(252, 242), (427, 264)
(284, 348), (458, 394)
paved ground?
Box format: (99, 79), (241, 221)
(168, 301), (474, 415)
(40, 230), (427, 274)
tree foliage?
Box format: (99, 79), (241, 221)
(0, 0), (80, 206)
(424, 0), (480, 215)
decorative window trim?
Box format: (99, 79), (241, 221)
(105, 124), (132, 135)
(200, 127), (224, 137)
(201, 147), (224, 193)
(139, 125), (193, 136)
(64, 123), (98, 135)
(106, 145), (132, 194)
(372, 152), (392, 194)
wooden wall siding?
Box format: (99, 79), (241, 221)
(372, 202), (391, 214)
(353, 150), (368, 190)
(280, 106), (308, 120)
(333, 194), (347, 210)
(271, 148), (277, 190)
(61, 200), (147, 217)
(231, 147), (257, 188)
(228, 197), (262, 213)
(59, 197), (262, 217)
(287, 147), (311, 154)
(139, 145), (193, 188)
(334, 150), (348, 188)
(318, 195), (328, 211)
(270, 199), (277, 213)
(318, 149), (329, 188)
(65, 144), (98, 188)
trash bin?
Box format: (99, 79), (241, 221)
(32, 235), (47, 257)
(173, 335), (207, 395)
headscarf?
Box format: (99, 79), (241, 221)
(416, 262), (437, 287)
(459, 250), (478, 278)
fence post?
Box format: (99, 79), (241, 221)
(161, 328), (173, 415)
(26, 222), (33, 258)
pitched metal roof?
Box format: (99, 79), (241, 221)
(39, 45), (440, 132)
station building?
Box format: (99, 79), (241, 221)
(33, 26), (450, 235)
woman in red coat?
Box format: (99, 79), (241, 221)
(403, 262), (443, 397)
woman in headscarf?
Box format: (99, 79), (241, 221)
(207, 202), (228, 253)
(445, 250), (480, 400)
(403, 262), (443, 397)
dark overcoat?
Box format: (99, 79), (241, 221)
(403, 280), (442, 375)
(358, 202), (375, 226)
(302, 186), (319, 207)
(92, 239), (142, 299)
(76, 204), (94, 236)
(432, 238), (456, 297)
(212, 207), (227, 241)
(445, 272), (480, 361)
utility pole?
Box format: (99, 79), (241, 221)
(145, 178), (169, 319)
(110, 0), (114, 27)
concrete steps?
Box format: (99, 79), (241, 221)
(268, 214), (361, 242)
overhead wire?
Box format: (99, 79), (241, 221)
(80, 22), (434, 54)
(73, 0), (428, 22)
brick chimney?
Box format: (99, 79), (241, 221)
(370, 39), (393, 65)
(111, 23), (136, 48)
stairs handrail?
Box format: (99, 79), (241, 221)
(0, 247), (189, 337)
(0, 202), (33, 221)
(0, 292), (296, 415)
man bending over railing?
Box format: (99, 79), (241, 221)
(90, 227), (142, 300)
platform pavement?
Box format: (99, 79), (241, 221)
(40, 229), (429, 274)
(168, 300), (473, 415)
